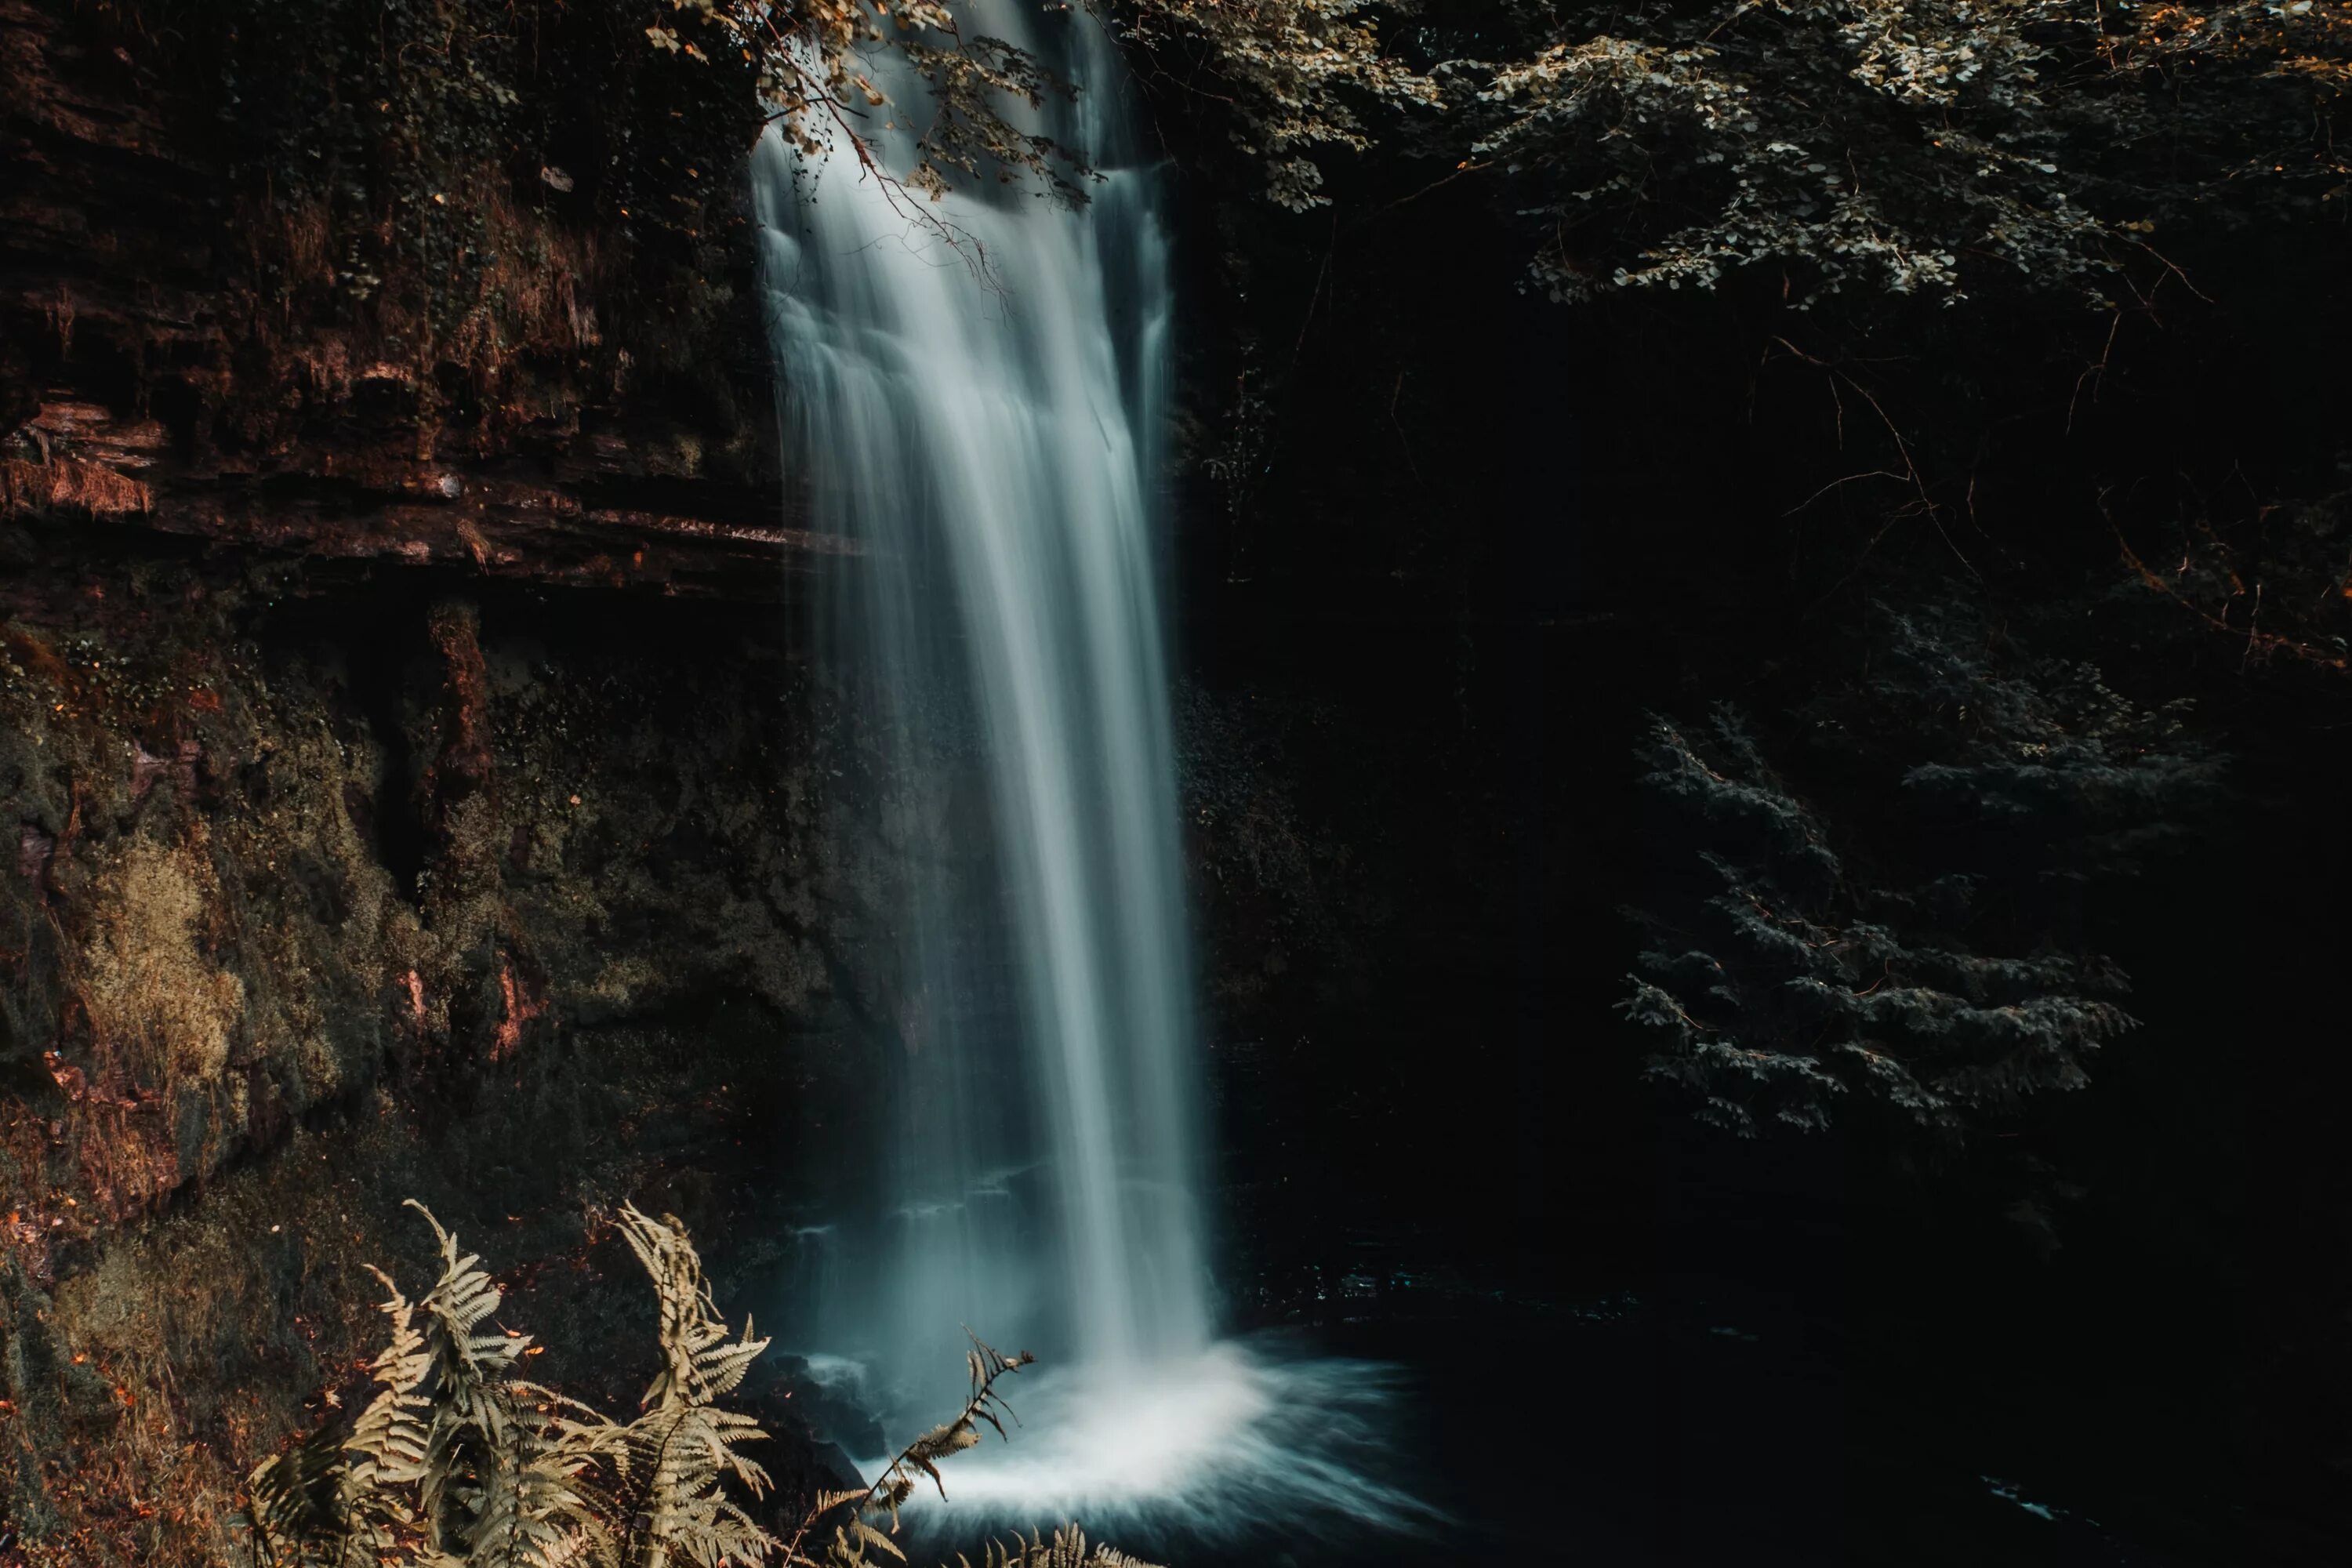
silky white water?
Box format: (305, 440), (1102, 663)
(754, 2), (1202, 1409)
(753, 10), (1427, 1537)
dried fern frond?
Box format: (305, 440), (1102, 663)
(463, 1384), (612, 1568)
(246, 1201), (768, 1568)
(785, 1332), (1037, 1568)
(248, 1262), (437, 1565)
(405, 1200), (543, 1542)
(336, 1265), (434, 1550)
(967, 1525), (1163, 1568)
(247, 1427), (351, 1565)
(249, 1203), (1142, 1568)
(408, 1200), (530, 1422)
(586, 1204), (780, 1568)
(816, 1516), (909, 1567)
(869, 1333), (1032, 1523)
(616, 1203), (770, 1412)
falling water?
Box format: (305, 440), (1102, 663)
(754, 4), (1203, 1402)
(753, 8), (1427, 1537)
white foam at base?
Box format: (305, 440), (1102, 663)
(869, 1341), (1439, 1541)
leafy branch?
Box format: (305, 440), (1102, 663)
(784, 1334), (1035, 1568)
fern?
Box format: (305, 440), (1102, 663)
(247, 1203), (1155, 1568)
(783, 1334), (1033, 1568)
(407, 1200), (539, 1549)
(960, 1526), (1158, 1568)
(248, 1265), (433, 1566)
(586, 1203), (782, 1568)
(247, 1428), (356, 1567)
(781, 1337), (1156, 1568)
(247, 1204), (748, 1568)
(461, 1387), (612, 1568)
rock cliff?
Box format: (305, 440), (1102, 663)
(0, 2), (884, 1555)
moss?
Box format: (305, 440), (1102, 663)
(81, 838), (246, 1088)
(178, 0), (771, 423)
(0, 557), (920, 1558)
(5, 0), (777, 501)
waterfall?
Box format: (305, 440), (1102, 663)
(753, 13), (1432, 1541)
(753, 5), (1208, 1414)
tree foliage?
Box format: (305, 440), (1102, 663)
(652, 0), (1095, 209)
(2118, 481), (2352, 673)
(1448, 0), (2351, 305)
(1624, 603), (2218, 1142)
(1100, 0), (2350, 301)
(1109, 1), (1439, 209)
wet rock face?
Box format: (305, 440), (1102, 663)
(0, 554), (909, 1557)
(0, 0), (818, 602)
(0, 1), (911, 1548)
(0, 551), (982, 1543)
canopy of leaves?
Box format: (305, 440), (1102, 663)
(1109, 1), (1440, 209)
(1624, 604), (2218, 1142)
(1107, 0), (2351, 303)
(655, 0), (1094, 210)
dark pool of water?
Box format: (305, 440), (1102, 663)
(1064, 1271), (2225, 1568)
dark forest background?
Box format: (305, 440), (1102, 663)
(2, 0), (2349, 1560)
(1140, 6), (2352, 1560)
